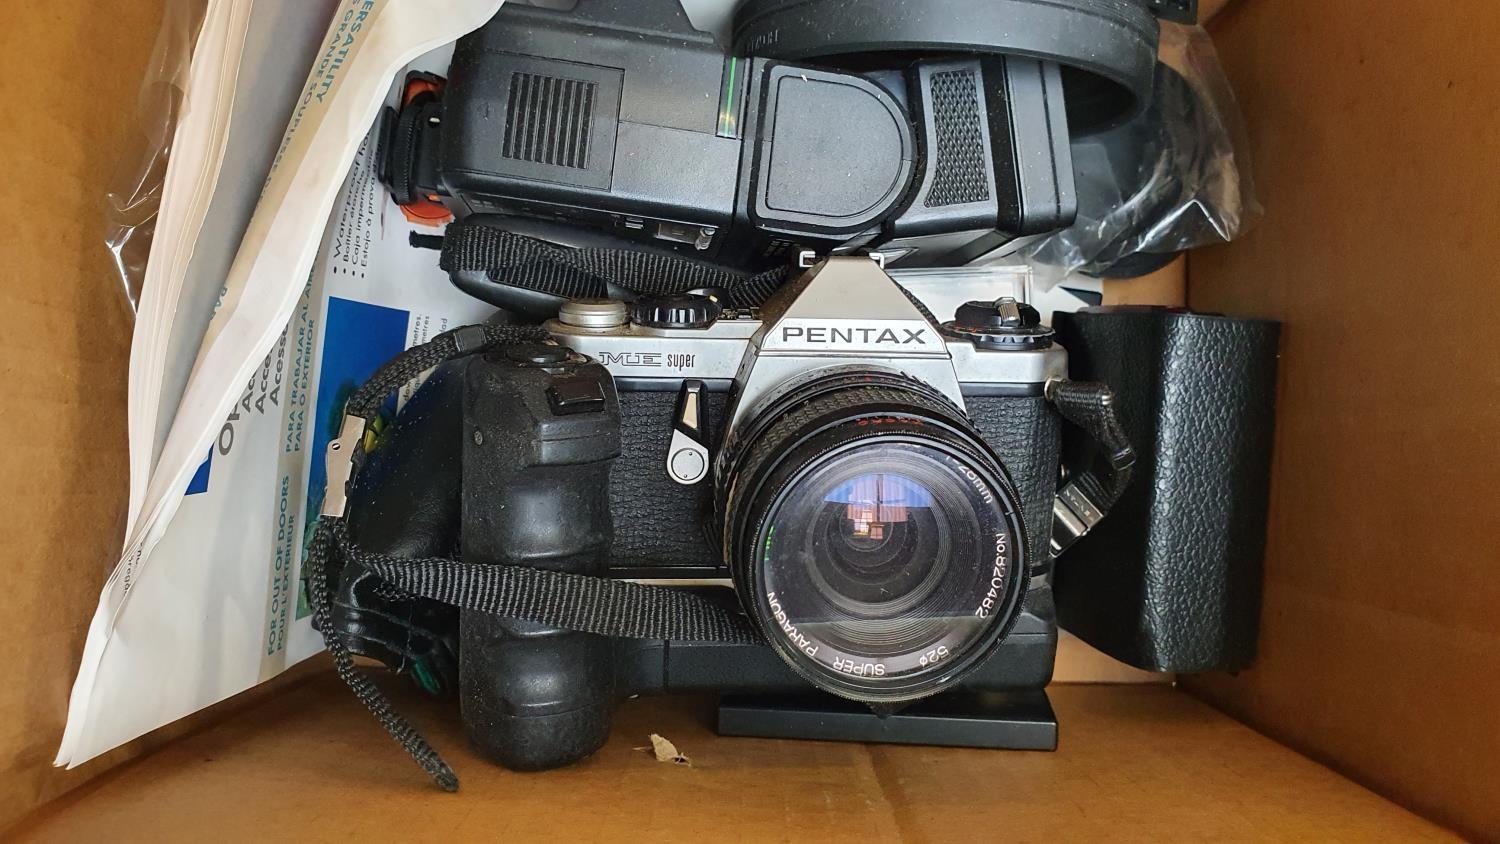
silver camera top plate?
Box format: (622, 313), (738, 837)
(545, 257), (1068, 414)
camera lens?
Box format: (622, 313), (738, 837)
(722, 372), (1028, 704)
(771, 450), (1001, 665)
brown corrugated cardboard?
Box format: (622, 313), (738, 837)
(1200, 0), (1233, 21)
(12, 675), (1453, 842)
(0, 0), (324, 830)
(3, 0), (1494, 838)
(1187, 2), (1500, 839)
(0, 0), (168, 829)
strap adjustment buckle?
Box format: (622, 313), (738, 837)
(449, 324), (491, 356)
(320, 415), (368, 518)
(1050, 480), (1105, 557)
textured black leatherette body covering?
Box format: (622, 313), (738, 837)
(965, 395), (1062, 578)
(609, 390), (729, 572)
(1053, 308), (1280, 673)
(610, 391), (1061, 580)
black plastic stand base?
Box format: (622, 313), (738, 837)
(716, 689), (1058, 751)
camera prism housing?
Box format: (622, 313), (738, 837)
(379, 0), (1079, 270)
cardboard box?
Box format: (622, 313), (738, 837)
(1, 0), (1495, 839)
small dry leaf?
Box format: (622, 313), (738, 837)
(636, 733), (692, 767)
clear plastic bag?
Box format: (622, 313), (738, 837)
(103, 0), (206, 314)
(1020, 23), (1261, 285)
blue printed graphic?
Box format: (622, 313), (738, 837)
(185, 450), (212, 496)
(306, 297), (411, 513)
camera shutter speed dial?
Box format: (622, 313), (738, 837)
(667, 380), (711, 485)
(631, 294), (722, 330)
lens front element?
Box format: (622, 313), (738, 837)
(762, 443), (1016, 685)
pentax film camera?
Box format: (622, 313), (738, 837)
(333, 254), (1279, 773)
(378, 0), (1196, 278)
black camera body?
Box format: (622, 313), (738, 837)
(347, 257), (1070, 769)
(350, 347), (1059, 771)
(453, 343), (1060, 770)
(381, 0), (1084, 269)
(338, 257), (1279, 772)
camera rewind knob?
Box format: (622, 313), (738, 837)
(944, 297), (1056, 350)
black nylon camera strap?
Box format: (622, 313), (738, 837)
(438, 222), (792, 308)
(335, 521), (760, 645)
(307, 322), (1133, 792)
(304, 324), (762, 792)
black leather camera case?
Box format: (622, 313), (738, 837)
(1052, 307), (1281, 673)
